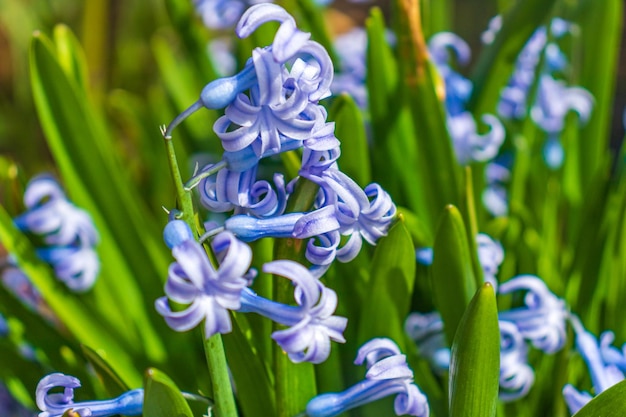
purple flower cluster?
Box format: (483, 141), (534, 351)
(13, 175), (100, 292)
(165, 3), (396, 272)
(157, 219), (347, 364)
(428, 32), (505, 165)
(306, 338), (429, 417)
(563, 315), (626, 414)
(485, 16), (594, 169)
(35, 373), (143, 417)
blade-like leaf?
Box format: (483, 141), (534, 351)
(431, 205), (477, 346)
(144, 368), (194, 417)
(573, 380), (626, 417)
(357, 218), (416, 349)
(449, 283), (500, 417)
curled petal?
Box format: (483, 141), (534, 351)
(355, 338), (403, 369)
(498, 275), (567, 353)
(394, 383), (430, 417)
(428, 32), (471, 67)
(236, 3), (295, 39)
(562, 384), (593, 415)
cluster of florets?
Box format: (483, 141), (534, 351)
(13, 175), (100, 292)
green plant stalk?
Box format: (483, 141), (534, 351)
(163, 133), (238, 417)
(463, 166), (485, 288)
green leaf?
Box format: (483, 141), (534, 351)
(356, 218), (415, 416)
(573, 380), (626, 417)
(389, 0), (461, 234)
(222, 314), (276, 417)
(29, 27), (168, 364)
(329, 94), (371, 187)
(81, 345), (131, 397)
(577, 0), (623, 192)
(358, 218), (416, 348)
(449, 283), (500, 417)
(144, 368), (194, 417)
(431, 205), (477, 346)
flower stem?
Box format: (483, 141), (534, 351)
(204, 332), (239, 417)
(163, 130), (238, 417)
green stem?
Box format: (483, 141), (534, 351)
(463, 166), (484, 288)
(203, 332), (239, 417)
(163, 131), (238, 417)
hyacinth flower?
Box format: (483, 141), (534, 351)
(13, 175), (100, 292)
(306, 338), (429, 417)
(498, 275), (568, 354)
(562, 315), (626, 415)
(36, 373), (143, 417)
(198, 164), (288, 217)
(486, 17), (574, 120)
(482, 155), (511, 217)
(476, 233), (504, 289)
(499, 320), (535, 402)
(428, 32), (504, 165)
(215, 167), (396, 268)
(155, 221), (252, 337)
(158, 221), (346, 363)
(404, 311), (450, 375)
(238, 260), (347, 364)
(165, 4), (333, 149)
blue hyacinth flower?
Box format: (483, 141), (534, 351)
(155, 226), (253, 338)
(563, 315), (626, 414)
(306, 338), (429, 417)
(498, 275), (568, 354)
(239, 260), (347, 364)
(36, 373), (143, 417)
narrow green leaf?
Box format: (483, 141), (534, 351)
(329, 93), (371, 187)
(144, 368), (194, 417)
(577, 0), (623, 192)
(573, 380), (626, 417)
(366, 7), (430, 226)
(449, 283), (500, 417)
(357, 218), (416, 349)
(29, 29), (169, 364)
(431, 205), (477, 346)
(222, 314), (276, 417)
(81, 345), (130, 397)
(393, 0), (461, 226)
